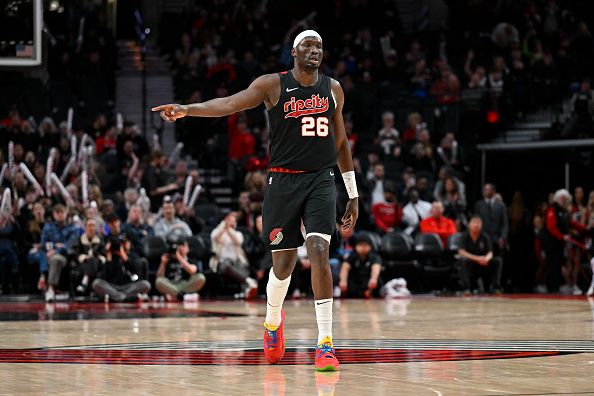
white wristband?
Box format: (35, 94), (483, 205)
(342, 171), (359, 199)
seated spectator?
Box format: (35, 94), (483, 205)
(434, 166), (466, 202)
(419, 201), (458, 246)
(367, 163), (387, 206)
(210, 212), (258, 299)
(153, 195), (192, 239)
(408, 128), (435, 173)
(436, 132), (461, 170)
(374, 111), (400, 155)
(457, 216), (503, 294)
(0, 212), (19, 293)
(142, 151), (178, 212)
(436, 176), (467, 225)
(236, 191), (256, 231)
(24, 203), (47, 291)
(41, 204), (78, 302)
(122, 204), (155, 254)
(372, 181), (402, 234)
(106, 214), (148, 281)
(69, 217), (106, 295)
(92, 233), (151, 302)
(402, 112), (424, 144)
(402, 188), (432, 235)
(339, 234), (382, 298)
(172, 193), (202, 234)
(155, 237), (205, 301)
(116, 188), (139, 221)
(430, 66), (461, 105)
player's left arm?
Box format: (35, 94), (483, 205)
(331, 79), (359, 230)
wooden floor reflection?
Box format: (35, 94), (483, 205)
(0, 295), (593, 395)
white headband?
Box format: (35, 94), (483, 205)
(293, 30), (322, 48)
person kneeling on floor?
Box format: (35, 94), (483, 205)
(155, 237), (206, 301)
(339, 234), (382, 298)
(457, 216), (503, 294)
(92, 233), (151, 302)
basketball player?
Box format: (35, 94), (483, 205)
(151, 30), (359, 372)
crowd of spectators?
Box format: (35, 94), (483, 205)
(1, 1), (594, 300)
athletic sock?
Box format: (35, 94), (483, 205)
(265, 268), (291, 328)
(314, 298), (333, 344)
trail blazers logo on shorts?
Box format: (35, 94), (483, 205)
(269, 227), (284, 246)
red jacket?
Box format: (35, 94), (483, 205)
(227, 113), (255, 160)
(545, 205), (585, 241)
(419, 215), (457, 246)
(372, 202), (402, 233)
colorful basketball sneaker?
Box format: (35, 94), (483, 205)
(263, 310), (285, 364)
(314, 336), (340, 371)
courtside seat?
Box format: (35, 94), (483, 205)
(414, 233), (454, 292)
(381, 231), (420, 291)
(357, 230), (383, 252)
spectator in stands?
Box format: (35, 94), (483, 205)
(41, 204), (77, 302)
(142, 151), (178, 212)
(339, 234), (382, 298)
(210, 212), (258, 299)
(430, 66), (461, 105)
(92, 232), (151, 302)
(372, 181), (402, 234)
(434, 166), (466, 203)
(402, 188), (432, 236)
(122, 204), (154, 255)
(436, 132), (461, 170)
(563, 78), (594, 138)
(0, 212), (19, 293)
(419, 201), (457, 246)
(237, 191), (256, 231)
(374, 111), (400, 155)
(155, 237), (205, 301)
(542, 189), (585, 293)
(474, 184), (509, 256)
(153, 195), (192, 239)
(458, 216), (503, 294)
(402, 112), (424, 144)
(116, 188), (139, 221)
(436, 177), (467, 226)
(368, 163), (387, 206)
(408, 128), (435, 172)
(70, 217), (105, 295)
(24, 203), (47, 291)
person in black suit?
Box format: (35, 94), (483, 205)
(474, 183), (509, 255)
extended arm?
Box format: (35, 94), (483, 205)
(151, 74), (277, 121)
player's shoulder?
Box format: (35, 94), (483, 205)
(328, 77), (344, 96)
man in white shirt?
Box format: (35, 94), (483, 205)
(153, 196), (193, 239)
(402, 188), (432, 235)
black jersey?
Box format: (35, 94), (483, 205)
(267, 71), (337, 171)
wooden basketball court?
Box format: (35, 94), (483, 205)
(1, 296), (593, 395)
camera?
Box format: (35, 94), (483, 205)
(108, 233), (128, 252)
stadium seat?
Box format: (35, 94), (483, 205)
(380, 231), (421, 291)
(142, 236), (168, 263)
(381, 232), (414, 260)
(414, 233), (455, 292)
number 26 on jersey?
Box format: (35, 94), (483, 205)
(301, 116), (329, 137)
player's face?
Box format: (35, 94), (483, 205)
(293, 37), (323, 69)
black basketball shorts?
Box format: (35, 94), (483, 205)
(262, 168), (337, 251)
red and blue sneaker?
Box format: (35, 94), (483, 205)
(314, 336), (340, 372)
(263, 310), (285, 364)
